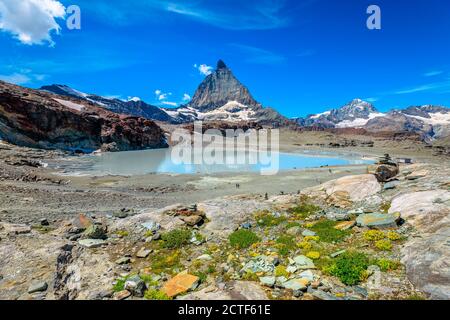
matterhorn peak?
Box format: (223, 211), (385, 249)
(187, 60), (260, 112)
(216, 59), (228, 70)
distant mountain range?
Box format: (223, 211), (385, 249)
(40, 60), (289, 126)
(295, 99), (449, 141)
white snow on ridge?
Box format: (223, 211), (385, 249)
(164, 101), (256, 122)
(335, 112), (386, 128)
(53, 98), (85, 112)
(310, 111), (331, 119)
(408, 112), (450, 125)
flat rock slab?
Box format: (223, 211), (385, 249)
(356, 213), (400, 229)
(162, 273), (200, 298)
(302, 174), (381, 205)
(78, 239), (106, 248)
(178, 281), (268, 300)
(293, 255), (315, 269)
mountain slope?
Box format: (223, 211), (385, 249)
(1, 81), (168, 152)
(40, 85), (176, 123)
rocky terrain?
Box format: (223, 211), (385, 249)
(0, 81), (168, 152)
(0, 150), (448, 300)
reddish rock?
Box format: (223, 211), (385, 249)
(161, 273), (199, 298)
(0, 81), (168, 152)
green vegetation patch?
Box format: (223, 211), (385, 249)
(327, 251), (370, 285)
(255, 211), (287, 227)
(160, 229), (192, 249)
(276, 235), (296, 256)
(288, 202), (321, 219)
(376, 258), (401, 272)
(144, 289), (172, 300)
(310, 220), (350, 243)
(229, 229), (260, 249)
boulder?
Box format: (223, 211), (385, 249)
(303, 174), (381, 207)
(124, 275), (146, 297)
(178, 281), (268, 300)
(83, 224), (107, 240)
(356, 213), (401, 229)
(389, 190), (450, 299)
(369, 164), (399, 182)
(161, 273), (200, 298)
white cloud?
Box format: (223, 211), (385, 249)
(0, 73), (31, 85)
(194, 64), (213, 76)
(154, 89), (161, 96)
(182, 93), (191, 102)
(161, 101), (178, 107)
(0, 0), (66, 45)
(128, 96), (141, 102)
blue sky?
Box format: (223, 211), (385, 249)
(0, 0), (449, 117)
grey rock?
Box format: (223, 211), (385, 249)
(330, 250), (346, 258)
(40, 219), (49, 226)
(28, 281), (48, 294)
(115, 257), (131, 265)
(356, 212), (401, 229)
(310, 289), (339, 300)
(241, 222), (252, 229)
(293, 255), (315, 269)
(78, 239), (106, 248)
(124, 275), (146, 297)
(301, 229), (317, 237)
(83, 224), (107, 240)
(383, 181), (400, 190)
(141, 220), (160, 233)
(298, 270), (315, 282)
(241, 255), (275, 274)
(282, 279), (307, 291)
(136, 248), (152, 258)
(259, 276), (276, 288)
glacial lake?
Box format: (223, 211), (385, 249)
(56, 148), (374, 176)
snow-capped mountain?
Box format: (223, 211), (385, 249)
(40, 61), (288, 125)
(40, 85), (176, 123)
(296, 99), (449, 140)
(296, 99), (385, 128)
(164, 60), (288, 125)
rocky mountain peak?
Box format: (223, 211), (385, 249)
(216, 59), (228, 70)
(187, 60), (261, 112)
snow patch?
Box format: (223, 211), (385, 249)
(53, 98), (85, 112)
(335, 112), (386, 128)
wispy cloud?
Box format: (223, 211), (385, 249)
(0, 0), (66, 46)
(166, 0), (289, 30)
(424, 70), (444, 77)
(229, 43), (286, 64)
(395, 80), (450, 95)
(75, 0), (290, 30)
(0, 68), (48, 85)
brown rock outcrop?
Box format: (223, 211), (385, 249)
(0, 81), (168, 152)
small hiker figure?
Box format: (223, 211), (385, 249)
(264, 193), (268, 200)
(236, 183), (240, 189)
